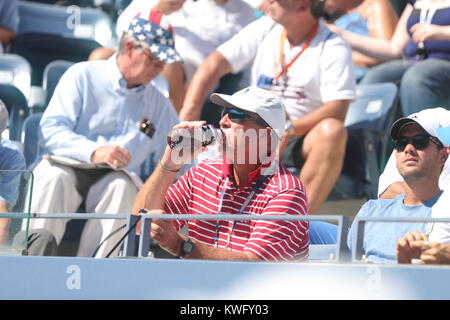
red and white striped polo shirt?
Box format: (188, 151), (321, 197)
(164, 158), (310, 261)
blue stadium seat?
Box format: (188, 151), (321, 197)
(329, 82), (399, 200)
(22, 113), (43, 168)
(11, 33), (101, 86)
(42, 60), (74, 108)
(14, 1), (114, 86)
(0, 84), (30, 141)
(18, 1), (113, 46)
(0, 54), (32, 102)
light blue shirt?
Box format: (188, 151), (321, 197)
(39, 54), (179, 177)
(348, 193), (442, 264)
(0, 0), (19, 33)
(0, 139), (26, 207)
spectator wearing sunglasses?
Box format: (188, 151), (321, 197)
(396, 124), (450, 265)
(378, 108), (450, 199)
(347, 108), (448, 263)
(179, 0), (356, 214)
(132, 86), (310, 262)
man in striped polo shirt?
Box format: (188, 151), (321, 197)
(132, 86), (310, 261)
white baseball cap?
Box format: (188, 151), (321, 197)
(0, 100), (8, 132)
(436, 126), (450, 145)
(390, 107), (450, 147)
(210, 86), (286, 140)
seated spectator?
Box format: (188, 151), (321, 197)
(0, 0), (18, 54)
(132, 86), (310, 261)
(27, 10), (180, 258)
(396, 124), (450, 264)
(90, 0), (257, 118)
(0, 100), (57, 255)
(327, 0), (450, 116)
(324, 0), (398, 82)
(179, 0), (356, 214)
(378, 108), (450, 199)
(348, 108), (448, 263)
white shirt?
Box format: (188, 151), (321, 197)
(217, 16), (357, 120)
(116, 0), (257, 83)
(429, 189), (450, 244)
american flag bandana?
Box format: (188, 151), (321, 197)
(127, 10), (183, 64)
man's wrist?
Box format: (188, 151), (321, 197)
(159, 159), (180, 173)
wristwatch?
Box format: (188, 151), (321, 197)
(178, 237), (194, 259)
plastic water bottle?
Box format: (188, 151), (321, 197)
(167, 125), (223, 151)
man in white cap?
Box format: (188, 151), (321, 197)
(347, 108), (448, 263)
(379, 108), (450, 199)
(28, 10), (181, 258)
(396, 121), (450, 264)
(132, 86), (310, 261)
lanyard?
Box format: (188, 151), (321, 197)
(214, 174), (268, 248)
(418, 0), (437, 49)
(420, 0), (437, 25)
(272, 20), (319, 86)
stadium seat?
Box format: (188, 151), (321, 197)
(22, 113), (43, 168)
(11, 33), (101, 86)
(329, 82), (399, 200)
(0, 54), (32, 101)
(18, 1), (113, 46)
(308, 244), (339, 261)
(0, 84), (30, 141)
(42, 60), (74, 108)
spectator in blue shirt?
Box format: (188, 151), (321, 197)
(348, 109), (448, 263)
(0, 100), (57, 255)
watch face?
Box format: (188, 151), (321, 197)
(183, 240), (194, 253)
(180, 238), (194, 258)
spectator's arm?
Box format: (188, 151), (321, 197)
(179, 51), (232, 121)
(0, 201), (10, 244)
(0, 27), (16, 45)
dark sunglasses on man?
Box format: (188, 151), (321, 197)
(221, 107), (268, 127)
(393, 134), (444, 152)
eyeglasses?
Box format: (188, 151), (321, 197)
(393, 134), (443, 151)
(221, 107), (268, 127)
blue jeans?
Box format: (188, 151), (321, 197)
(359, 58), (450, 116)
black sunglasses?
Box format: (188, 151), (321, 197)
(393, 134), (443, 151)
(221, 107), (268, 127)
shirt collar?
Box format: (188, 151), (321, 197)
(222, 156), (276, 189)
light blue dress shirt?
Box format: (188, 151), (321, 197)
(39, 54), (179, 177)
